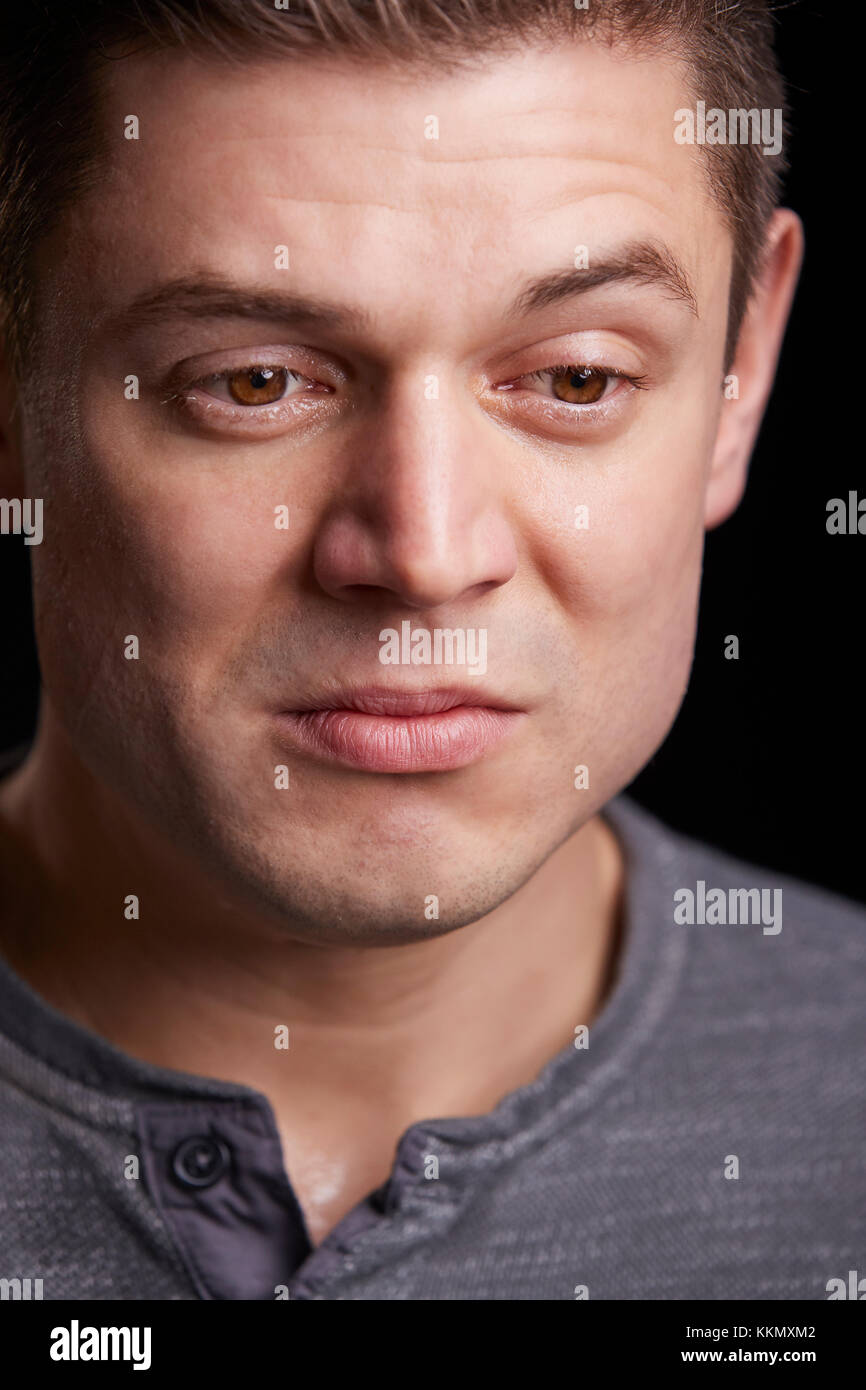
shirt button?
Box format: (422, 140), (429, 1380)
(171, 1135), (232, 1189)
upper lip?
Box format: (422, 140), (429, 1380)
(283, 685), (524, 716)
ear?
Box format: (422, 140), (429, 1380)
(704, 207), (804, 530)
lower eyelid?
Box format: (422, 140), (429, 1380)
(181, 390), (314, 417)
(487, 379), (637, 435)
(169, 382), (340, 436)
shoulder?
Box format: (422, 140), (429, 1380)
(607, 794), (866, 1017)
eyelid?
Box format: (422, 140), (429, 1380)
(186, 365), (322, 404)
(519, 363), (648, 389)
(163, 352), (348, 438)
(497, 362), (648, 408)
(485, 360), (647, 442)
(489, 326), (652, 377)
(166, 345), (349, 395)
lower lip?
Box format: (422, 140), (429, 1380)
(276, 706), (524, 772)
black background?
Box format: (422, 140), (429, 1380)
(1, 1), (861, 902)
(629, 1), (862, 901)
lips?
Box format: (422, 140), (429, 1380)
(277, 685), (525, 772)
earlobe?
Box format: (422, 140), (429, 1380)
(704, 207), (805, 531)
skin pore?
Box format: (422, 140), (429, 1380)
(0, 39), (802, 1245)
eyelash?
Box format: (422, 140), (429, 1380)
(163, 367), (322, 407)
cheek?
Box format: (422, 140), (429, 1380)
(593, 491), (704, 700)
(29, 432), (291, 712)
(603, 378), (713, 612)
(530, 391), (713, 720)
(552, 450), (706, 797)
(120, 491), (285, 644)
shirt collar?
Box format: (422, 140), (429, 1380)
(0, 789), (689, 1155)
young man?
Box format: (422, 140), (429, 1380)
(0, 1), (860, 1301)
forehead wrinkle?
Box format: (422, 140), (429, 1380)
(252, 137), (689, 209)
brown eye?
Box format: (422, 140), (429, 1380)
(227, 366), (290, 406)
(551, 367), (607, 405)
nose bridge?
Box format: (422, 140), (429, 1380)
(312, 365), (519, 609)
(372, 366), (463, 542)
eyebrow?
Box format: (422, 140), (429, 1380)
(507, 240), (699, 319)
(111, 238), (697, 338)
(113, 274), (375, 335)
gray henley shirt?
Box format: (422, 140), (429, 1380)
(0, 792), (863, 1300)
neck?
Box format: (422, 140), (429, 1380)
(0, 713), (623, 1149)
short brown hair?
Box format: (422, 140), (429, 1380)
(0, 0), (788, 381)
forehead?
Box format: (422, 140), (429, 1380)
(40, 40), (729, 353)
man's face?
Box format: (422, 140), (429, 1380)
(19, 40), (733, 940)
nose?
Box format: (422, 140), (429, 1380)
(312, 372), (519, 610)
